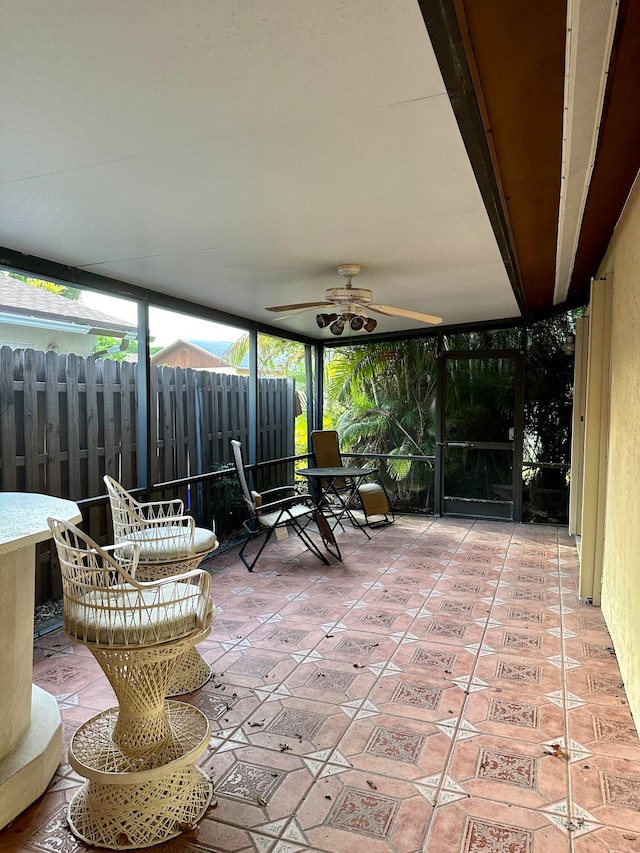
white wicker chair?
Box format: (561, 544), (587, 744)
(48, 516), (215, 850)
(104, 475), (218, 695)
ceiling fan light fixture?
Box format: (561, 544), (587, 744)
(363, 317), (378, 332)
(350, 315), (364, 331)
(329, 317), (346, 335)
(316, 312), (338, 329)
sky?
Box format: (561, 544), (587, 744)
(82, 291), (245, 348)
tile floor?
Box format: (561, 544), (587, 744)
(3, 516), (640, 852)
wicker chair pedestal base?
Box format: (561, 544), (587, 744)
(166, 646), (211, 697)
(68, 703), (212, 850)
(68, 764), (212, 849)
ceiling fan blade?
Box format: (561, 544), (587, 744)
(266, 301), (331, 312)
(368, 304), (443, 325)
(271, 303), (332, 320)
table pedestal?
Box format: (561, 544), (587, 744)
(0, 543), (61, 828)
(0, 685), (61, 829)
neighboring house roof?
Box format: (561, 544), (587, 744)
(150, 338), (249, 370)
(0, 276), (135, 337)
(187, 339), (249, 369)
(187, 339), (234, 359)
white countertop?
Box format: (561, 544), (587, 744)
(0, 493), (82, 555)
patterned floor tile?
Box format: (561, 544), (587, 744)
(490, 602), (561, 629)
(294, 767), (433, 853)
(335, 712), (452, 781)
(390, 639), (477, 683)
(236, 695), (352, 755)
(473, 653), (563, 695)
(413, 614), (486, 647)
(425, 796), (571, 852)
(568, 705), (640, 762)
(462, 688), (565, 742)
(201, 743), (316, 829)
(483, 625), (562, 660)
(282, 658), (376, 706)
(565, 668), (629, 709)
(208, 648), (298, 691)
(447, 733), (569, 810)
(572, 825), (640, 851)
(368, 671), (465, 724)
(338, 604), (416, 636)
(316, 629), (400, 666)
(571, 754), (640, 832)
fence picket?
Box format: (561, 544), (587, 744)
(120, 360), (135, 487)
(0, 347), (17, 490)
(44, 350), (62, 495)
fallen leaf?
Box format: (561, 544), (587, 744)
(353, 663), (365, 669)
(257, 796), (268, 806)
(280, 743), (291, 752)
(366, 780), (377, 790)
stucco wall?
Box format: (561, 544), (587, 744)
(599, 173), (640, 730)
(0, 324), (96, 356)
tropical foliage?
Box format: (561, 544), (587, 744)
(9, 272), (81, 301)
(324, 338), (439, 511)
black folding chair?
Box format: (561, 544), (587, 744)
(231, 440), (339, 571)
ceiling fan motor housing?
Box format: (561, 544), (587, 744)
(325, 287), (373, 305)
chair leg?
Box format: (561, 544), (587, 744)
(238, 524), (275, 571)
(290, 517), (330, 565)
(314, 511), (342, 561)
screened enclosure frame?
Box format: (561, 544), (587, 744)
(1, 245), (573, 527)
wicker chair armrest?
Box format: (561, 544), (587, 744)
(127, 566), (212, 628)
(101, 541), (141, 578)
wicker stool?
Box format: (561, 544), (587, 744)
(48, 517), (215, 849)
(104, 476), (218, 695)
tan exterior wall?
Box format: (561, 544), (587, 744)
(598, 173), (640, 730)
(0, 324), (98, 356)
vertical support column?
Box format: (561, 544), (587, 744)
(512, 350), (525, 523)
(313, 343), (324, 431)
(434, 333), (444, 516)
(136, 302), (151, 489)
(579, 276), (613, 604)
(569, 316), (589, 535)
(248, 330), (258, 467)
(305, 345), (314, 452)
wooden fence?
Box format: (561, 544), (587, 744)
(0, 347), (296, 604)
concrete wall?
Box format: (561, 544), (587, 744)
(597, 173), (640, 730)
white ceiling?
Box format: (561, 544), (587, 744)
(0, 0), (520, 339)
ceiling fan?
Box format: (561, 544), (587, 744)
(265, 264), (443, 335)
